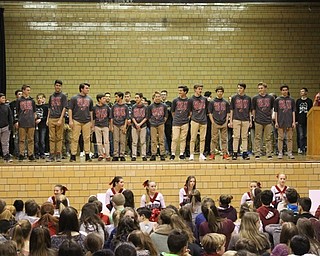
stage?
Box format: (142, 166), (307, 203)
(0, 155), (319, 211)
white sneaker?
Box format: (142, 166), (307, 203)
(80, 151), (85, 157)
(189, 154), (194, 161)
(199, 154), (207, 161)
(288, 153), (295, 159)
(278, 153), (283, 159)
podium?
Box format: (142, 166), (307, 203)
(307, 106), (320, 157)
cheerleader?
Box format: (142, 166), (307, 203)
(105, 176), (125, 211)
(271, 173), (288, 207)
(240, 181), (261, 206)
(140, 180), (166, 210)
(179, 175), (196, 207)
(47, 184), (69, 209)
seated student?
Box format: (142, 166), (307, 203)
(0, 219), (10, 242)
(277, 188), (299, 214)
(114, 242), (137, 256)
(136, 207), (156, 235)
(0, 240), (18, 256)
(202, 233), (226, 256)
(160, 229), (192, 256)
(265, 209), (295, 247)
(289, 235), (317, 256)
(256, 190), (280, 231)
(13, 199), (26, 221)
(217, 195), (237, 222)
(294, 197), (316, 224)
(271, 222), (298, 255)
(21, 199), (40, 224)
(234, 238), (258, 255)
(109, 193), (125, 223)
(58, 239), (84, 256)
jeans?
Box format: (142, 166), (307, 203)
(297, 123), (307, 152)
(34, 127), (46, 156)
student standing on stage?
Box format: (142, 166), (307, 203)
(208, 85), (230, 160)
(93, 93), (111, 161)
(0, 93), (13, 162)
(9, 89), (22, 158)
(148, 91), (168, 161)
(252, 82), (275, 160)
(229, 83), (252, 160)
(131, 93), (148, 161)
(46, 80), (68, 162)
(295, 87), (313, 155)
(170, 85), (190, 160)
(17, 84), (37, 161)
(188, 84), (208, 161)
(110, 92), (129, 161)
(274, 84), (295, 159)
(68, 83), (94, 162)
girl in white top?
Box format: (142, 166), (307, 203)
(179, 175), (196, 207)
(240, 181), (261, 206)
(140, 180), (166, 210)
(270, 173), (288, 207)
(47, 184), (70, 215)
(105, 176), (125, 211)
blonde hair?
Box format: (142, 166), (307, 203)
(239, 212), (270, 252)
(202, 233), (226, 254)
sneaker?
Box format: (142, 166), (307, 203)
(189, 154), (194, 161)
(70, 155), (76, 162)
(170, 155), (175, 160)
(288, 153), (295, 159)
(160, 155), (166, 161)
(242, 152), (250, 160)
(267, 156), (273, 160)
(199, 154), (207, 161)
(18, 154), (24, 161)
(106, 157), (111, 161)
(120, 156), (126, 161)
(223, 154), (229, 160)
(209, 154), (215, 160)
(56, 154), (61, 162)
(112, 157), (119, 161)
(278, 153), (283, 159)
(46, 154), (55, 162)
(98, 156), (104, 161)
(131, 157), (136, 161)
(255, 156), (260, 160)
(85, 154), (92, 162)
(232, 153), (237, 160)
(28, 155), (36, 161)
(80, 151), (85, 157)
(179, 154), (185, 160)
(298, 148), (303, 154)
(4, 154), (13, 163)
(93, 153), (99, 159)
(142, 157), (147, 161)
(150, 155), (156, 161)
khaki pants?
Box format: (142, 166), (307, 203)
(19, 127), (35, 156)
(233, 120), (250, 152)
(113, 125), (126, 157)
(211, 122), (228, 154)
(190, 120), (207, 155)
(132, 126), (147, 157)
(151, 124), (165, 155)
(254, 123), (273, 156)
(48, 117), (65, 154)
(94, 126), (110, 158)
(70, 120), (91, 155)
(171, 123), (189, 155)
(278, 127), (293, 153)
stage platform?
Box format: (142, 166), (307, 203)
(0, 155), (319, 211)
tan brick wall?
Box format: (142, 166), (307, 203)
(1, 2), (320, 101)
(0, 162), (319, 212)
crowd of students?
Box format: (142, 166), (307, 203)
(0, 174), (320, 255)
(1, 80), (319, 163)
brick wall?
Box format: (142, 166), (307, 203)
(2, 2), (320, 101)
(0, 162), (319, 211)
